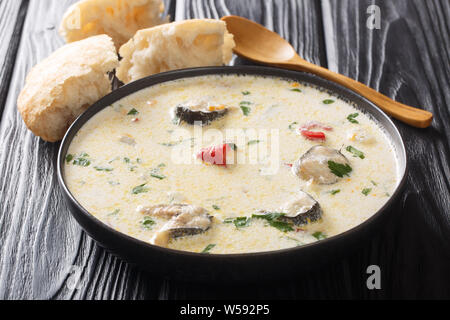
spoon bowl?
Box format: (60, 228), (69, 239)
(224, 16), (297, 62)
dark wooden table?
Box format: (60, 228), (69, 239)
(0, 0), (449, 300)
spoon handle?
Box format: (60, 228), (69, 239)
(280, 58), (433, 128)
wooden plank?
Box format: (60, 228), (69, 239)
(0, 0), (174, 300)
(321, 0), (450, 298)
(0, 0), (29, 119)
(1, 0), (448, 300)
(0, 0), (89, 300)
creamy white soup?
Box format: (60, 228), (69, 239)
(65, 75), (399, 254)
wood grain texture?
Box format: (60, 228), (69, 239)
(0, 0), (91, 300)
(0, 0), (28, 119)
(322, 0), (450, 299)
(0, 0), (448, 300)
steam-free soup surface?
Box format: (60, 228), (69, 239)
(65, 75), (398, 254)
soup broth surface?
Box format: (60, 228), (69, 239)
(65, 75), (399, 254)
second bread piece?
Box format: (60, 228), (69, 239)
(116, 19), (235, 84)
(17, 35), (119, 142)
(59, 0), (168, 49)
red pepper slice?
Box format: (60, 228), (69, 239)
(196, 143), (230, 166)
(300, 130), (326, 141)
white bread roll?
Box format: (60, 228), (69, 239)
(116, 19), (235, 84)
(59, 0), (167, 49)
(17, 35), (119, 142)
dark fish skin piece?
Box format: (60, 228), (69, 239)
(169, 215), (213, 238)
(173, 105), (228, 125)
(279, 202), (323, 226)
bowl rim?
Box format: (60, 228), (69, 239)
(57, 65), (408, 259)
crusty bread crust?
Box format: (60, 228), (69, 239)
(17, 35), (119, 142)
(116, 19), (235, 84)
(59, 0), (167, 49)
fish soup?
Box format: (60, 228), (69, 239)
(65, 75), (399, 254)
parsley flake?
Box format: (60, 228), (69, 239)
(313, 231), (327, 240)
(347, 113), (360, 124)
(132, 183), (148, 194)
(127, 108), (139, 115)
(201, 244), (216, 254)
(346, 146), (365, 159)
(328, 161), (352, 178)
(141, 216), (155, 229)
(240, 105), (251, 116)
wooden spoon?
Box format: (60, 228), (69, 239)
(221, 15), (433, 128)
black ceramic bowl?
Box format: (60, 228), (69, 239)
(57, 66), (407, 282)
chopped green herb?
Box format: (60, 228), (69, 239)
(136, 158), (142, 164)
(323, 99), (335, 104)
(234, 217), (251, 229)
(328, 161), (352, 178)
(330, 189), (341, 195)
(212, 205), (220, 211)
(313, 231), (327, 240)
(346, 145), (365, 159)
(362, 188), (372, 196)
(288, 122), (298, 130)
(108, 209), (120, 216)
(73, 155), (91, 167)
(141, 216), (155, 229)
(242, 91), (251, 95)
(123, 157), (131, 163)
(371, 180), (378, 186)
(347, 113), (360, 124)
(132, 183), (148, 194)
(129, 166), (138, 172)
(240, 105), (251, 116)
(127, 108), (139, 115)
(252, 212), (283, 221)
(224, 217), (251, 229)
(108, 181), (120, 186)
(247, 140), (260, 145)
(150, 172), (166, 180)
(268, 220), (294, 232)
(290, 88), (302, 93)
(150, 164), (166, 180)
(94, 166), (113, 172)
(65, 154), (74, 163)
(201, 244), (216, 254)
(240, 101), (252, 105)
(252, 212), (294, 233)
